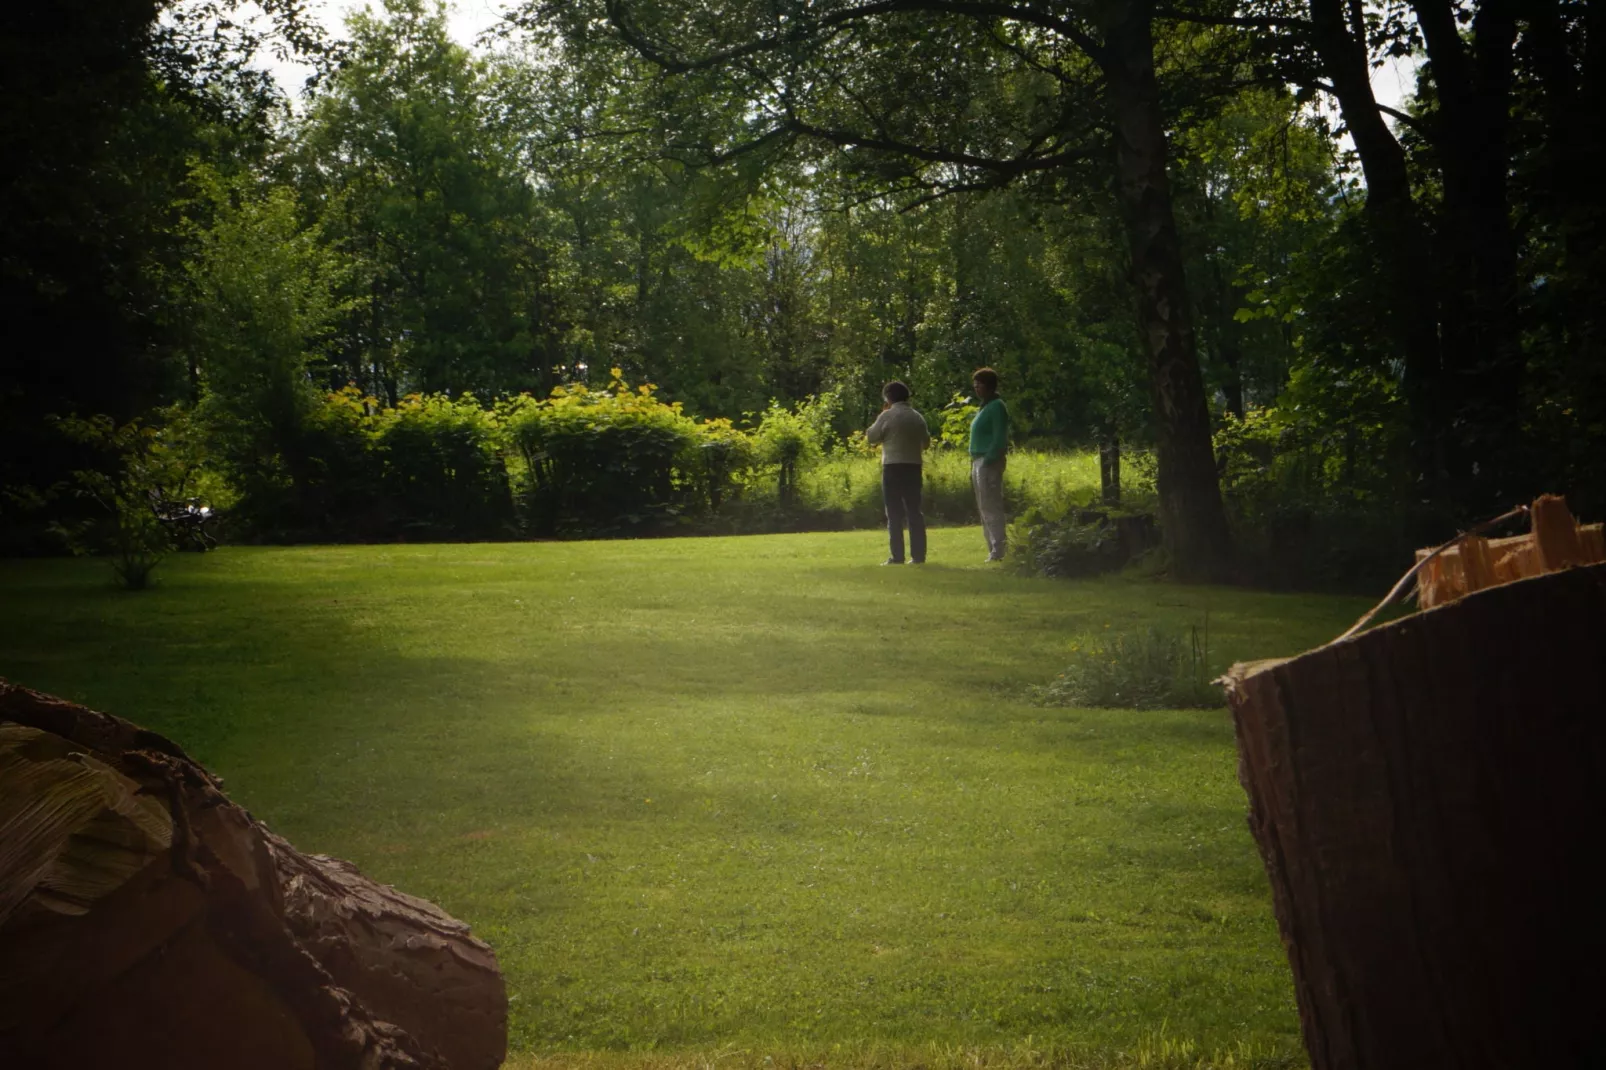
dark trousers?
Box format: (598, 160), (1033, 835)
(882, 463), (927, 563)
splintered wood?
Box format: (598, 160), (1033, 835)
(1416, 495), (1606, 609)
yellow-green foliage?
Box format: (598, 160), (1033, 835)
(937, 392), (980, 448)
(374, 392), (509, 537)
(499, 370), (715, 535)
(226, 378), (1148, 542)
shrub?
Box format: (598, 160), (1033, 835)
(936, 392), (979, 448)
(298, 386), (383, 538)
(1009, 508), (1129, 579)
(1214, 371), (1429, 591)
(501, 371), (706, 536)
(48, 415), (188, 589)
(1007, 501), (1162, 580)
(693, 417), (758, 515)
(1035, 624), (1223, 709)
(752, 399), (826, 508)
(375, 392), (510, 539)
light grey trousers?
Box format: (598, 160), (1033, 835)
(970, 456), (1007, 559)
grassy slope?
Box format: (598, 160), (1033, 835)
(0, 530), (1362, 1066)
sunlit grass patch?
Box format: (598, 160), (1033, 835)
(797, 450), (1147, 529)
(502, 1032), (1303, 1070)
(0, 531), (1352, 1064)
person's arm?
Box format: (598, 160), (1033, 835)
(865, 410), (889, 444)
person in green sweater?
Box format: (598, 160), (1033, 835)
(968, 367), (1011, 562)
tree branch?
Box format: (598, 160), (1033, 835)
(898, 177), (1016, 211)
(1154, 6), (1310, 31)
(606, 0), (1110, 73)
(1375, 101), (1425, 134)
(663, 123), (798, 166)
(784, 115), (1093, 175)
(1309, 78), (1429, 135)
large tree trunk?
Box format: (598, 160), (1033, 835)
(1222, 563), (1606, 1069)
(0, 683), (507, 1070)
(1410, 0), (1528, 511)
(1099, 0), (1233, 579)
(1304, 0), (1447, 494)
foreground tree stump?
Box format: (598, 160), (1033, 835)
(1223, 563), (1606, 1069)
(0, 682), (507, 1070)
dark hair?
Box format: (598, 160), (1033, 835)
(882, 380), (911, 403)
(972, 367), (999, 393)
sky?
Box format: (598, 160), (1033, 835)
(261, 0), (512, 99)
(261, 0), (1418, 125)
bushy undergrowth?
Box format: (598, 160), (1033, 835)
(1007, 505), (1161, 579)
(379, 392), (511, 538)
(502, 376), (707, 536)
(192, 373), (1134, 543)
(1035, 624), (1224, 710)
(1213, 378), (1435, 592)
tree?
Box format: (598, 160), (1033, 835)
(185, 169), (351, 528)
(0, 0), (322, 551)
(517, 0), (1236, 576)
(1170, 87), (1342, 420)
(1213, 0), (1606, 516)
(295, 0), (556, 400)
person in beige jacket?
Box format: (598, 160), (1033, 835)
(864, 380), (932, 564)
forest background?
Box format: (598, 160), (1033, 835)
(3, 0), (1602, 589)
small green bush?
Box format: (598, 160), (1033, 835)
(501, 371), (708, 536)
(1008, 507), (1128, 578)
(49, 415), (184, 589)
(298, 386), (383, 537)
(752, 399), (826, 508)
(375, 392), (511, 539)
(1035, 624), (1223, 709)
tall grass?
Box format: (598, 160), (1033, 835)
(790, 449), (1149, 528)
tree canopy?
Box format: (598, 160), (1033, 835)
(2, 0), (1600, 578)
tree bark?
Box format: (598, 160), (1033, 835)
(1411, 0), (1527, 509)
(0, 683), (508, 1070)
(1304, 0), (1446, 493)
(1099, 0), (1233, 578)
(1223, 563), (1606, 1069)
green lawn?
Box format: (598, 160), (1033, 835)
(0, 530), (1359, 1068)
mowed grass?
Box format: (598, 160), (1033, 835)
(0, 530), (1361, 1067)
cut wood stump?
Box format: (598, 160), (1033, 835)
(1223, 562), (1606, 1070)
(1415, 494), (1604, 608)
(0, 682), (507, 1070)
